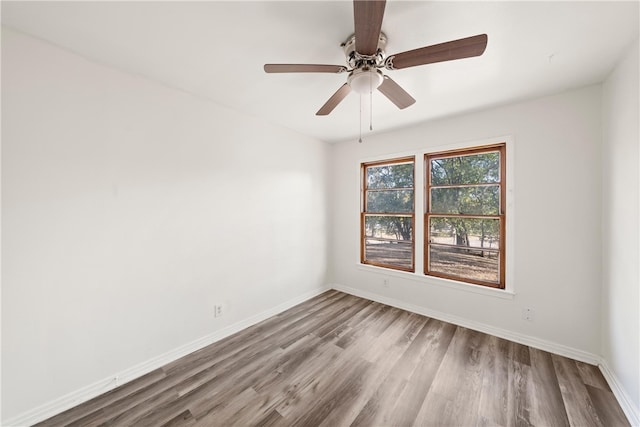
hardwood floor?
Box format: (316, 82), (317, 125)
(36, 290), (629, 427)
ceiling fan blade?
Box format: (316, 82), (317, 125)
(316, 83), (352, 116)
(353, 0), (386, 56)
(378, 76), (416, 109)
(264, 64), (348, 73)
(385, 34), (488, 70)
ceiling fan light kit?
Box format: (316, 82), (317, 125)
(264, 0), (488, 119)
(348, 68), (384, 94)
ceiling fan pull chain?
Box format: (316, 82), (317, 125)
(369, 77), (373, 131)
(358, 94), (363, 143)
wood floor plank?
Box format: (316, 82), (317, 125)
(116, 333), (289, 425)
(272, 342), (367, 419)
(507, 345), (533, 427)
(478, 335), (511, 426)
(416, 327), (490, 426)
(100, 386), (181, 426)
(319, 299), (378, 344)
(252, 408), (285, 427)
(190, 386), (280, 427)
(252, 334), (341, 395)
(414, 390), (455, 426)
(160, 290), (346, 378)
(348, 373), (409, 427)
(135, 349), (284, 425)
(512, 340), (531, 367)
(360, 309), (412, 363)
(35, 291), (629, 427)
(335, 303), (398, 349)
(576, 361), (612, 391)
(552, 354), (604, 427)
(586, 384), (631, 427)
(264, 307), (401, 420)
(280, 296), (371, 349)
(316, 312), (429, 427)
(159, 410), (196, 427)
(253, 340), (344, 420)
(185, 345), (293, 418)
(288, 356), (372, 427)
(364, 318), (456, 427)
(63, 408), (107, 427)
(33, 369), (167, 426)
(192, 299), (360, 417)
(528, 347), (571, 427)
(191, 386), (260, 426)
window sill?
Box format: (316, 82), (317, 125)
(357, 263), (515, 300)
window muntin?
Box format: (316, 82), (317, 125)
(361, 157), (415, 272)
(426, 145), (506, 288)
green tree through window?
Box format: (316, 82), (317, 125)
(361, 157), (415, 271)
(426, 145), (506, 288)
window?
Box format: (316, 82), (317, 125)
(361, 157), (415, 272)
(425, 144), (506, 288)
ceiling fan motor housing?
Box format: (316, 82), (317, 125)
(342, 32), (387, 69)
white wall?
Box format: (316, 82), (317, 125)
(2, 21), (637, 425)
(602, 39), (639, 423)
(1, 27), (330, 421)
(331, 85), (603, 358)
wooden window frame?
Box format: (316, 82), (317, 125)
(361, 156), (416, 272)
(425, 144), (506, 289)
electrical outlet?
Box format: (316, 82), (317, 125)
(522, 307), (535, 322)
(383, 278), (389, 288)
(214, 304), (223, 318)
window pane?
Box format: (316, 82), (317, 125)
(367, 163), (414, 189)
(364, 214), (413, 269)
(367, 190), (414, 213)
(430, 185), (499, 215)
(430, 152), (499, 186)
(425, 144), (505, 289)
(364, 215), (413, 241)
(362, 157), (415, 272)
(428, 244), (499, 283)
(429, 217), (500, 249)
(364, 239), (413, 269)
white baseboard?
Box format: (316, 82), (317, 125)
(3, 286), (330, 427)
(8, 285), (636, 427)
(332, 283), (640, 426)
(332, 283), (600, 364)
(598, 359), (640, 426)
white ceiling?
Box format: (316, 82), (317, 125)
(2, 1), (638, 143)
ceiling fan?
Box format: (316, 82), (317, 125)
(264, 0), (488, 116)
